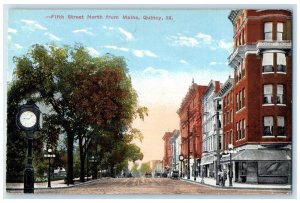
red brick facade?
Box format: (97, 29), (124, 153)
(231, 10), (292, 147)
(178, 83), (207, 160)
(162, 132), (173, 170)
(227, 9), (292, 184)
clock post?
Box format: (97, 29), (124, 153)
(16, 100), (42, 194)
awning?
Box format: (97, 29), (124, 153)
(221, 149), (291, 163)
(200, 155), (215, 165)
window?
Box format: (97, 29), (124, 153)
(239, 120), (243, 139)
(277, 53), (286, 72)
(238, 64), (242, 81)
(264, 22), (273, 40)
(277, 116), (285, 136)
(236, 123), (239, 140)
(239, 91), (243, 108)
(262, 52), (274, 72)
(243, 119), (246, 138)
(263, 84), (273, 104)
(242, 61), (246, 78)
(230, 110), (233, 123)
(228, 112), (230, 124)
(264, 116), (274, 136)
(243, 88), (246, 107)
(236, 93), (239, 111)
(230, 130), (233, 144)
(277, 85), (285, 104)
(277, 23), (283, 41)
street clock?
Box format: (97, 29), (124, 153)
(15, 100), (42, 193)
(16, 100), (42, 132)
(179, 154), (184, 161)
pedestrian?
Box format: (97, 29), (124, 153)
(223, 170), (228, 186)
(218, 170), (224, 186)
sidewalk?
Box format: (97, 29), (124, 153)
(6, 177), (99, 190)
(181, 176), (292, 190)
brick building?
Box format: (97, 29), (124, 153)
(217, 76), (234, 151)
(162, 132), (173, 174)
(177, 81), (207, 179)
(227, 9), (292, 184)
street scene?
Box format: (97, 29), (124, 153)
(5, 7), (293, 197)
(7, 177), (290, 195)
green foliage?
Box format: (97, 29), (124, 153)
(140, 163), (152, 175)
(7, 43), (147, 182)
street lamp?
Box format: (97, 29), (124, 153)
(179, 154), (184, 178)
(89, 155), (97, 179)
(228, 144), (237, 186)
(44, 148), (56, 188)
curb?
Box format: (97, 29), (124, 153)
(6, 178), (101, 191)
(180, 178), (292, 191)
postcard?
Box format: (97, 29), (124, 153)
(4, 5), (294, 198)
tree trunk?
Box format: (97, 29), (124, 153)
(79, 136), (85, 182)
(67, 134), (74, 185)
(110, 163), (115, 178)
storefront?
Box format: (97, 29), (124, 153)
(221, 148), (291, 184)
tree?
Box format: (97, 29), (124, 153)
(140, 163), (152, 175)
(7, 43), (147, 183)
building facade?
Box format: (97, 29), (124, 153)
(218, 77), (234, 151)
(227, 9), (292, 184)
(178, 81), (207, 179)
(201, 80), (221, 178)
(162, 132), (173, 175)
(171, 130), (181, 172)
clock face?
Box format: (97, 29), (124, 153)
(20, 111), (37, 128)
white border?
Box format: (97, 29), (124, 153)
(1, 0), (299, 202)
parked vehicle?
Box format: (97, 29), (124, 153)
(171, 170), (179, 179)
(145, 172), (152, 178)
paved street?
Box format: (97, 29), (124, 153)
(12, 177), (291, 195)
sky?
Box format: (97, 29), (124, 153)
(7, 9), (234, 163)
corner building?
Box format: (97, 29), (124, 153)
(227, 10), (292, 184)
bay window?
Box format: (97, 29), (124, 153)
(277, 52), (286, 72)
(262, 52), (274, 72)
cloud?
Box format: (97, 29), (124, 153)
(170, 35), (199, 47)
(44, 32), (61, 41)
(143, 67), (169, 77)
(103, 45), (129, 52)
(21, 19), (47, 30)
(8, 28), (17, 33)
(118, 27), (134, 41)
(179, 60), (189, 65)
(144, 50), (157, 58)
(86, 47), (100, 57)
(218, 39), (233, 53)
(196, 32), (213, 44)
(103, 26), (134, 41)
(14, 43), (23, 49)
(72, 28), (94, 36)
(132, 49), (158, 58)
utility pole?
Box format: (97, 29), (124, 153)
(214, 97), (221, 186)
(187, 107), (190, 179)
